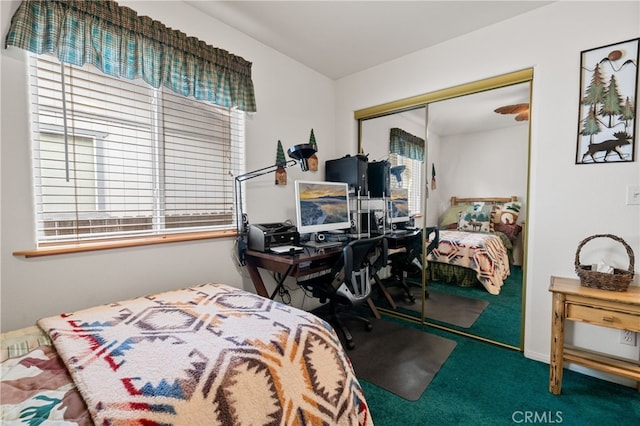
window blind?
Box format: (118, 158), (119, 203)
(389, 153), (422, 214)
(29, 54), (244, 244)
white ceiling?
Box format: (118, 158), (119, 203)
(427, 81), (531, 135)
(185, 1), (541, 134)
(185, 1), (551, 80)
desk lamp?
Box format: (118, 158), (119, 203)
(235, 143), (316, 265)
(390, 165), (406, 185)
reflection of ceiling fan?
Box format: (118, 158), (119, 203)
(494, 103), (529, 121)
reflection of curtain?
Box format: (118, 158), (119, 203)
(389, 128), (424, 161)
(5, 0), (256, 112)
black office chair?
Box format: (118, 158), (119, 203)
(385, 227), (439, 303)
(300, 235), (388, 349)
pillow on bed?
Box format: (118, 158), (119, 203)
(457, 203), (495, 232)
(494, 222), (522, 243)
(438, 204), (470, 229)
(492, 201), (522, 224)
(1, 325), (52, 361)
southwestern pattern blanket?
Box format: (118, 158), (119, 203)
(427, 230), (510, 295)
(2, 283), (372, 425)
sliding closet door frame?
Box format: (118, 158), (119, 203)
(355, 68), (533, 351)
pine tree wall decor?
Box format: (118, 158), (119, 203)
(275, 140), (287, 185)
(308, 129), (319, 171)
(576, 38), (638, 164)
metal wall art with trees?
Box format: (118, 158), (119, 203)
(576, 38), (638, 164)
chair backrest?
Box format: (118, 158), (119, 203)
(425, 226), (439, 255)
(401, 227), (440, 257)
(333, 235), (386, 304)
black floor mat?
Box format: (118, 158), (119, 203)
(345, 319), (456, 401)
(382, 286), (489, 328)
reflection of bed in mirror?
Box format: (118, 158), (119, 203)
(427, 196), (523, 295)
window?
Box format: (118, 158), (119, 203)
(29, 55), (244, 245)
(389, 153), (422, 214)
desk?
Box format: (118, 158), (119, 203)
(244, 247), (393, 319)
(385, 229), (421, 249)
(245, 247), (341, 299)
(548, 276), (640, 394)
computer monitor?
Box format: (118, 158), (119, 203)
(295, 180), (351, 234)
(389, 188), (410, 224)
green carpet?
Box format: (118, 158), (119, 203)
(359, 317), (640, 426)
(383, 286), (489, 328)
(397, 266), (523, 347)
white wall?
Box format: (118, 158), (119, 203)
(0, 0), (336, 331)
(335, 1), (640, 384)
(438, 124), (529, 218)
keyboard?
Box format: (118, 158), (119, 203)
(270, 245), (304, 254)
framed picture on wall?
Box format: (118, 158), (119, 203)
(575, 38), (638, 164)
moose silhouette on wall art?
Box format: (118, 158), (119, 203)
(576, 38), (638, 164)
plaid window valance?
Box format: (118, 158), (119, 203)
(389, 127), (424, 161)
(5, 0), (256, 112)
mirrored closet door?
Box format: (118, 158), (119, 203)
(356, 69), (532, 349)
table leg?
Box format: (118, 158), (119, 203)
(366, 298), (381, 319)
(245, 259), (269, 298)
(269, 265), (294, 300)
(373, 274), (398, 309)
(549, 292), (566, 395)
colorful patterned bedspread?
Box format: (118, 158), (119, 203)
(1, 343), (91, 425)
(2, 283), (373, 426)
(427, 230), (510, 295)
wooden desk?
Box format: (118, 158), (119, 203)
(244, 247), (389, 318)
(549, 276), (640, 394)
(245, 247), (341, 298)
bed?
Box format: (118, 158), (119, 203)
(1, 283), (373, 426)
(426, 196), (523, 295)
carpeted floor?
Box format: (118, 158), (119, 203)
(346, 318), (456, 401)
(359, 316), (640, 425)
(381, 285), (489, 328)
(377, 266), (523, 346)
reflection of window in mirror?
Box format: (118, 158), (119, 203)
(389, 127), (424, 215)
(389, 153), (421, 214)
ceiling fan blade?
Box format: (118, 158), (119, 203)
(494, 103), (529, 115)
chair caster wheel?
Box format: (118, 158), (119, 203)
(365, 323), (373, 331)
(346, 340), (355, 350)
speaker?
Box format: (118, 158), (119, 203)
(368, 160), (390, 197)
(325, 155), (368, 195)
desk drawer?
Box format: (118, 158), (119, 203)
(566, 304), (640, 331)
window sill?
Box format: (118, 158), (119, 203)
(13, 230), (237, 258)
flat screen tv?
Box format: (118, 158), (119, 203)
(295, 180), (351, 235)
(389, 188), (410, 224)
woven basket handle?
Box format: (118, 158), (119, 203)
(574, 234), (635, 273)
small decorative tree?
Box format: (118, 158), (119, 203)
(600, 74), (624, 127)
(620, 97), (635, 130)
(275, 140), (287, 185)
(308, 129), (318, 172)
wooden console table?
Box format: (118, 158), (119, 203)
(548, 276), (640, 394)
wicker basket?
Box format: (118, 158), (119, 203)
(574, 234), (635, 292)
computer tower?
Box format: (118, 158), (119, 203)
(325, 155), (368, 195)
(367, 160), (390, 197)
(351, 212), (382, 236)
